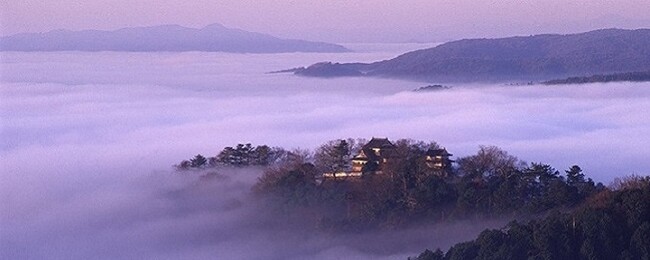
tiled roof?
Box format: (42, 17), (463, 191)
(363, 137), (396, 149)
(426, 148), (453, 157)
(353, 148), (380, 161)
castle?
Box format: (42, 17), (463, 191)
(322, 137), (453, 179)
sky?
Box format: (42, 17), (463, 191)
(2, 0), (650, 42)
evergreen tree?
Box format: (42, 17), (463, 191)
(566, 165), (585, 185)
(190, 154), (207, 168)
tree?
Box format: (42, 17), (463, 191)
(234, 143), (254, 166)
(413, 249), (444, 260)
(532, 212), (575, 259)
(252, 145), (273, 165)
(446, 241), (479, 260)
(475, 229), (509, 259)
(176, 160), (191, 170)
(190, 154), (207, 168)
(629, 222), (650, 259)
(412, 174), (456, 216)
(216, 146), (237, 165)
(523, 163), (569, 211)
(610, 174), (650, 191)
(457, 146), (522, 180)
(314, 139), (352, 173)
(216, 143), (255, 166)
(579, 210), (624, 260)
(504, 221), (536, 259)
(566, 165), (585, 185)
(564, 165), (603, 204)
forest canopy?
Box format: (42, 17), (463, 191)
(177, 139), (604, 229)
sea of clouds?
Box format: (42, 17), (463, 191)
(1, 44), (649, 259)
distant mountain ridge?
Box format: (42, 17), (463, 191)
(0, 23), (349, 53)
(294, 28), (650, 82)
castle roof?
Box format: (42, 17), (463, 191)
(426, 148), (453, 157)
(352, 149), (379, 161)
(363, 137), (396, 149)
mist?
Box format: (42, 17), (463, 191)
(2, 44), (650, 258)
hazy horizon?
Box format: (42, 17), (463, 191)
(2, 1), (650, 43)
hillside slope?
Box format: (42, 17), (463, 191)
(296, 29), (650, 82)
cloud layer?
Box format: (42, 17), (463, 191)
(1, 45), (649, 258)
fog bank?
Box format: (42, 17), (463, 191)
(1, 47), (649, 258)
(1, 166), (507, 259)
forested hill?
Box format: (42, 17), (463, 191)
(413, 176), (650, 260)
(176, 139), (649, 259)
(295, 29), (650, 82)
(0, 23), (349, 53)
